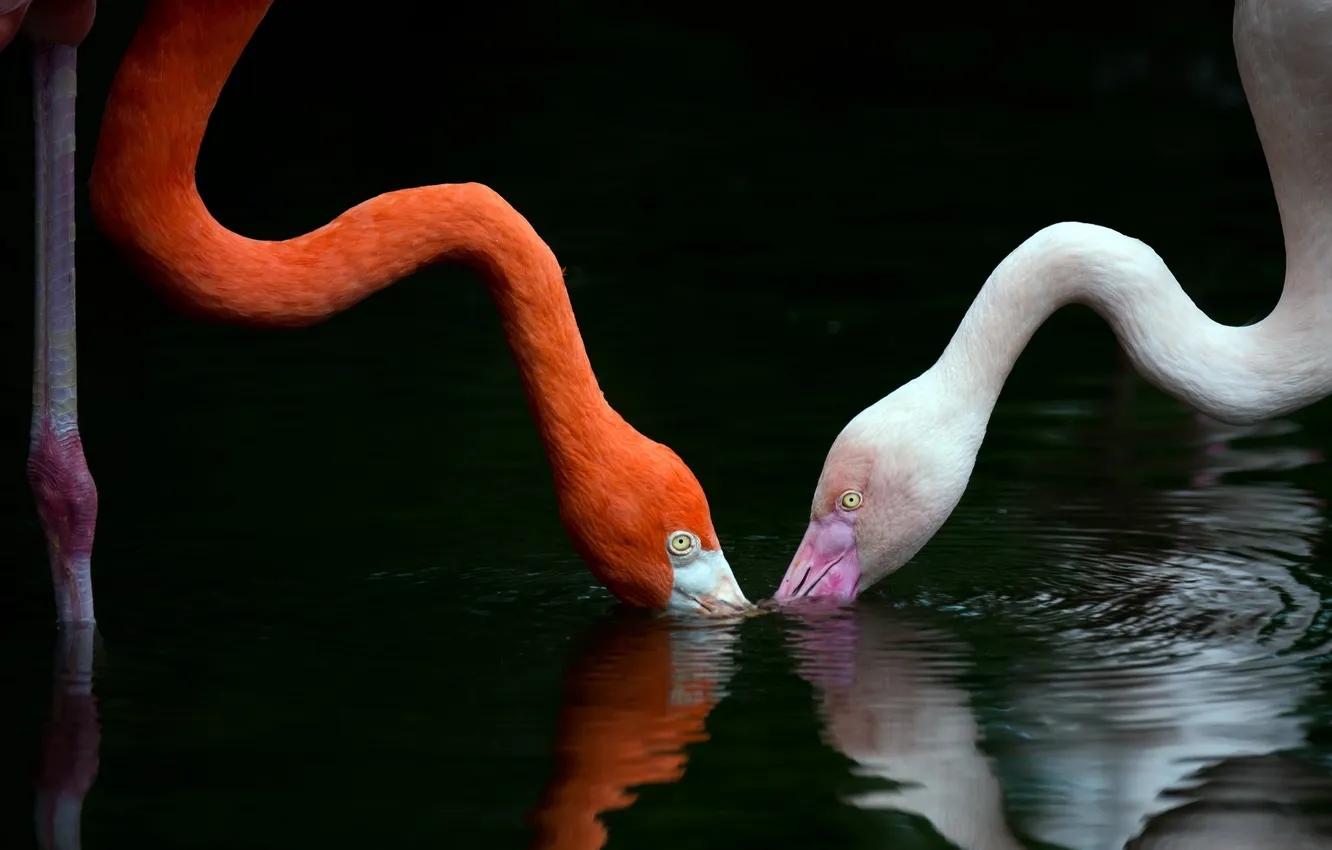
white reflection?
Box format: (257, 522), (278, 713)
(788, 606), (1027, 850)
(1003, 408), (1332, 849)
(787, 408), (1332, 849)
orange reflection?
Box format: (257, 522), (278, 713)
(528, 613), (738, 850)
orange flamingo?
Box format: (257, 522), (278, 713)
(2, 0), (100, 624)
(22, 0), (751, 618)
(527, 614), (737, 849)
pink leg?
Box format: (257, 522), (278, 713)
(28, 42), (97, 624)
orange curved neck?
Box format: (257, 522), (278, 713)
(88, 0), (621, 462)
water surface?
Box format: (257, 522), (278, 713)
(6, 323), (1332, 849)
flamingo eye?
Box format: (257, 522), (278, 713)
(667, 531), (698, 557)
(839, 490), (863, 510)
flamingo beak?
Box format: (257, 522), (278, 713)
(669, 548), (754, 616)
(774, 513), (861, 603)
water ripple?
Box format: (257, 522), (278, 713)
(782, 411), (1332, 849)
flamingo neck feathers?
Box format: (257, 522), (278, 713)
(87, 0), (629, 473)
(930, 1), (1332, 428)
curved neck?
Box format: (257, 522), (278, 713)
(88, 0), (620, 467)
(931, 2), (1332, 428)
(932, 221), (1332, 426)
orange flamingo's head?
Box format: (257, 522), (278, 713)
(555, 433), (750, 615)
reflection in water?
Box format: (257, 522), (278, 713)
(787, 604), (1027, 850)
(999, 412), (1332, 849)
(34, 625), (100, 850)
(789, 405), (1332, 848)
(1126, 756), (1332, 849)
(527, 613), (739, 849)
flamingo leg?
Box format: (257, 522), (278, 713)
(34, 623), (100, 850)
(28, 42), (96, 624)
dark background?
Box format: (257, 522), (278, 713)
(0, 2), (1321, 848)
(0, 0), (1278, 604)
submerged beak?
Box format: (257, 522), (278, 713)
(774, 513), (861, 603)
(669, 549), (754, 616)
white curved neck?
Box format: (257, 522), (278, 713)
(930, 0), (1332, 426)
(931, 223), (1332, 425)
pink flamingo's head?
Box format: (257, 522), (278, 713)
(773, 379), (982, 604)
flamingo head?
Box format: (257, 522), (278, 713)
(774, 375), (982, 604)
(557, 436), (752, 616)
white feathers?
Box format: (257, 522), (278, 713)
(812, 1), (1332, 592)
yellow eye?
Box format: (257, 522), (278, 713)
(839, 490), (863, 510)
(668, 532), (696, 555)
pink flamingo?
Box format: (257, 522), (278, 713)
(776, 0), (1332, 603)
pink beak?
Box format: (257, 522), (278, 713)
(774, 512), (862, 602)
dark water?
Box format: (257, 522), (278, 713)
(5, 304), (1332, 849)
(5, 2), (1332, 847)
